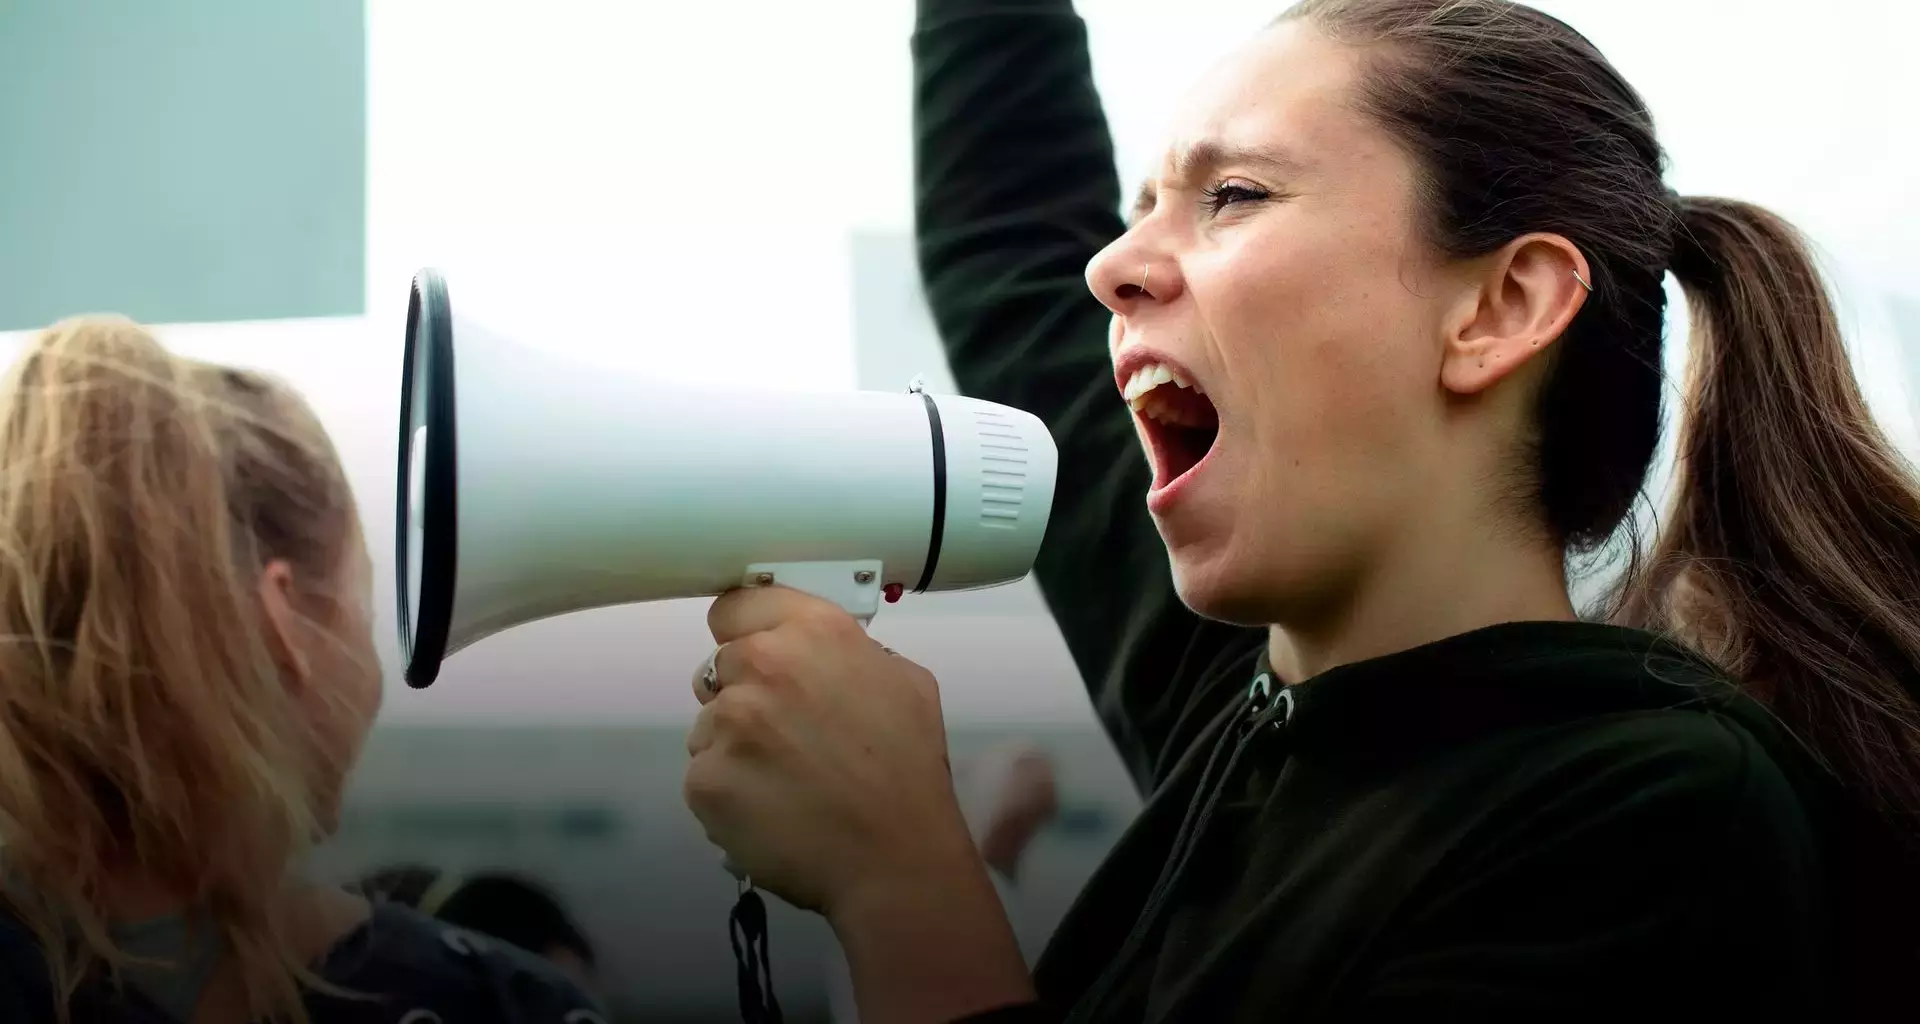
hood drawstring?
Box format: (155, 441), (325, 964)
(1066, 671), (1294, 1023)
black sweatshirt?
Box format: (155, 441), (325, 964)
(908, 1), (1903, 1020)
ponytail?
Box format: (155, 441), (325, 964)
(1277, 0), (1918, 991)
(1623, 195), (1920, 841)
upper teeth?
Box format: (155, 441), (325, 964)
(1122, 362), (1203, 408)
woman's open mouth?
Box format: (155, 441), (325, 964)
(1120, 361), (1221, 495)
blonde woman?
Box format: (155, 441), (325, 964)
(0, 317), (605, 1023)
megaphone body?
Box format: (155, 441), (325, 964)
(397, 269), (1059, 688)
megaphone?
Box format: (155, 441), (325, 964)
(395, 269), (1059, 688)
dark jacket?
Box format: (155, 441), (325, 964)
(909, 0), (1909, 1020)
(0, 899), (606, 1023)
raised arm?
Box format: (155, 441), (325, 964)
(912, 0), (1247, 791)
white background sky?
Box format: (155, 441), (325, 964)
(3, 0), (1916, 725)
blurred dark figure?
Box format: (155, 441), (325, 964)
(358, 866), (598, 992)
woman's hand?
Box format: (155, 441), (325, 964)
(683, 584), (978, 917)
(684, 584), (1039, 1020)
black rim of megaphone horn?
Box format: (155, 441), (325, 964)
(397, 269), (459, 689)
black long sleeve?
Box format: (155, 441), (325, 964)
(911, 0), (1255, 796)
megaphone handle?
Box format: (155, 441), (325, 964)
(716, 564), (886, 1024)
(720, 560), (885, 880)
(718, 611), (876, 887)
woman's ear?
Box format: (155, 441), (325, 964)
(258, 559), (313, 690)
(1439, 232), (1591, 395)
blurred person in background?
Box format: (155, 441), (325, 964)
(356, 866), (598, 993)
(681, 1), (1920, 1022)
(962, 744), (1059, 885)
(0, 317), (605, 1023)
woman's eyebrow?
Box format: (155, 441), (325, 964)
(1127, 139), (1311, 226)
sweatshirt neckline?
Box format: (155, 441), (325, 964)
(1248, 619), (1733, 759)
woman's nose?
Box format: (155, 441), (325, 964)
(1086, 237), (1180, 317)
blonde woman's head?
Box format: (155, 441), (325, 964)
(0, 315), (381, 1021)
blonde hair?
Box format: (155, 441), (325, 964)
(0, 315), (361, 1023)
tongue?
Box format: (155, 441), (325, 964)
(1150, 385), (1218, 428)
(1145, 386), (1218, 484)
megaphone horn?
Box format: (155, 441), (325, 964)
(396, 269), (1060, 689)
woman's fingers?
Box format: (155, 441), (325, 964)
(709, 584), (843, 645)
(687, 661), (783, 756)
(686, 697), (716, 757)
(678, 588), (971, 914)
(690, 627), (792, 705)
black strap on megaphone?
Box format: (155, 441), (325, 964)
(728, 868), (783, 1023)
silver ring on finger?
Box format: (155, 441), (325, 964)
(701, 645), (725, 696)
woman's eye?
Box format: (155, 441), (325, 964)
(1201, 183), (1270, 214)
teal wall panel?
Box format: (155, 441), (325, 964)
(0, 0), (365, 331)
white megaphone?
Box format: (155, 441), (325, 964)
(395, 268), (1059, 688)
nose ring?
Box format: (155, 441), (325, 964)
(1140, 264), (1150, 294)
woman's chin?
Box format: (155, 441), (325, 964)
(1169, 556), (1275, 627)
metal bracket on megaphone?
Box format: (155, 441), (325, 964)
(739, 559), (887, 626)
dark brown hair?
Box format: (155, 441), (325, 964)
(1280, 0), (1920, 892)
